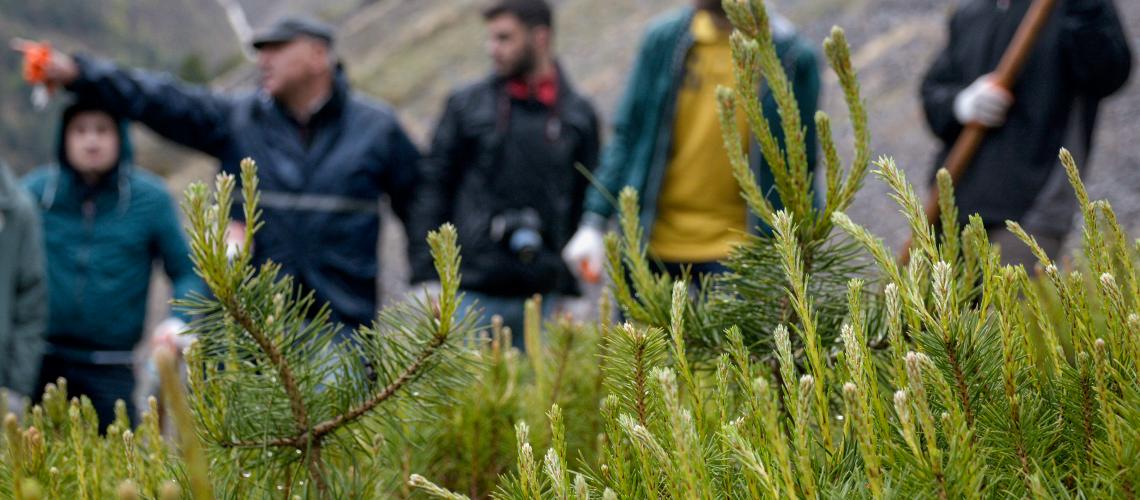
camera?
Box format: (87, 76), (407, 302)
(490, 208), (544, 263)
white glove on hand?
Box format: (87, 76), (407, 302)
(562, 226), (606, 284)
(2, 388), (27, 417)
(954, 75), (1013, 127)
(152, 317), (192, 355)
(141, 318), (192, 404)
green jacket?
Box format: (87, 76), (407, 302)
(583, 7), (820, 236)
(22, 117), (204, 361)
(0, 162), (46, 396)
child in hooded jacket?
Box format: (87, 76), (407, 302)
(23, 100), (204, 430)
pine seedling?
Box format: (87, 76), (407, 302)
(842, 382), (882, 498)
(753, 376), (797, 499)
(178, 159), (480, 497)
(601, 324), (668, 429)
(791, 375), (818, 499)
(773, 211), (833, 448)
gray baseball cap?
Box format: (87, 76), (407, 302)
(251, 16), (336, 49)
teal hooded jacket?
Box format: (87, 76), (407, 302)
(583, 7), (820, 236)
(22, 104), (204, 360)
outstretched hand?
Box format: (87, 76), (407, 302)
(10, 38), (79, 87)
(562, 225), (606, 285)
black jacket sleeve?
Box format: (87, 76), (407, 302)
(380, 121), (421, 230)
(67, 55), (235, 158)
(408, 94), (465, 284)
(921, 13), (969, 145)
(1062, 0), (1133, 98)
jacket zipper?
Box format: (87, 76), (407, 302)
(75, 199), (95, 320)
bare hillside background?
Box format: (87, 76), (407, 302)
(1, 0), (1137, 307)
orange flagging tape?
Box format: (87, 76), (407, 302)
(579, 260), (601, 285)
(22, 41), (52, 84)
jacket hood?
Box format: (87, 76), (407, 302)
(56, 99), (134, 176)
(41, 99), (135, 211)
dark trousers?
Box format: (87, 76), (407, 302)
(613, 260), (731, 324)
(37, 353), (137, 432)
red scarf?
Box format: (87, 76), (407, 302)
(506, 68), (559, 107)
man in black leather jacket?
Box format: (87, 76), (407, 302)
(409, 0), (600, 347)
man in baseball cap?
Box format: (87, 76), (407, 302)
(251, 16), (336, 49)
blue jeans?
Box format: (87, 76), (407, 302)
(458, 290), (556, 352)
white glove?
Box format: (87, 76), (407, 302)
(953, 75), (1013, 127)
(152, 317), (193, 354)
(141, 318), (192, 404)
(2, 388), (27, 417)
(562, 226), (606, 284)
(410, 281), (442, 304)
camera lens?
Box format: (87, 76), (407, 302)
(510, 228), (543, 262)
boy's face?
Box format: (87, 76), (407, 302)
(65, 111), (120, 177)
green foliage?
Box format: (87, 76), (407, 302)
(414, 1), (1140, 498)
(1, 159), (612, 497)
(1, 382), (184, 499)
(176, 159), (487, 498)
(6, 1), (1140, 498)
(400, 300), (609, 499)
(417, 146), (1140, 500)
(177, 54), (211, 84)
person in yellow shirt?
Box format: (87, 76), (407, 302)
(563, 0), (820, 282)
(650, 7), (751, 266)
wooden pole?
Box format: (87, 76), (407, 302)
(901, 0), (1059, 263)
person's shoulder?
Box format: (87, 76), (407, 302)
(346, 95), (420, 150)
(560, 81), (600, 122)
(2, 172), (38, 217)
(348, 92), (399, 120)
(126, 168), (175, 203)
(789, 33), (820, 66)
(228, 89), (261, 107)
(19, 165), (55, 197)
(950, 0), (989, 25)
(566, 89), (599, 115)
(643, 7), (693, 43)
(453, 77), (496, 99)
(349, 93), (417, 138)
(443, 77), (498, 109)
